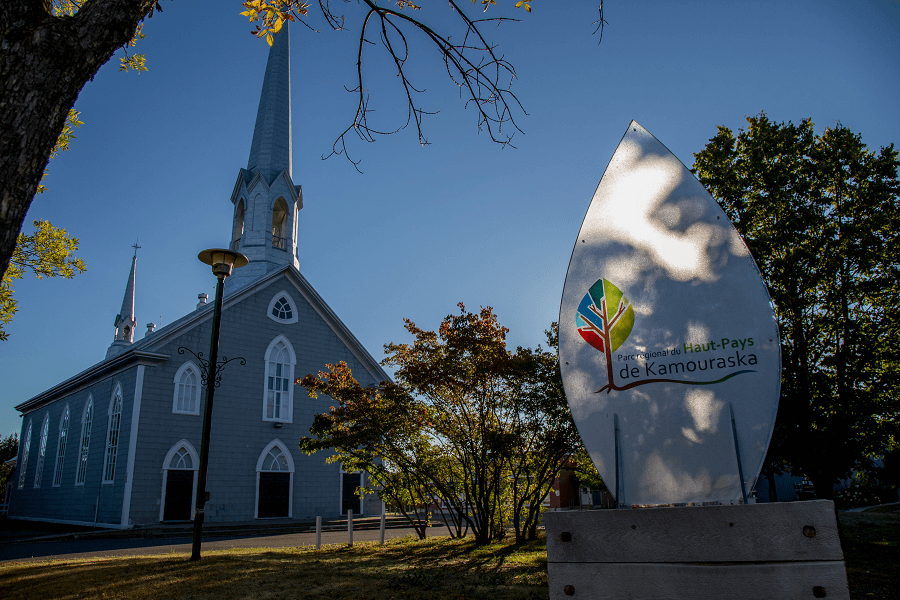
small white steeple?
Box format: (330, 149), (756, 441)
(107, 243), (139, 359)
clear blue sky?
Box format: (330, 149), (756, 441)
(2, 0), (898, 437)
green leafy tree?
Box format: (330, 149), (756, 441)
(570, 447), (607, 492)
(0, 433), (19, 500)
(299, 362), (438, 539)
(1, 220), (86, 341)
(504, 323), (580, 542)
(693, 114), (900, 499)
(384, 304), (521, 544)
(300, 306), (579, 544)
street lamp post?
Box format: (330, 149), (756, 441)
(190, 248), (248, 562)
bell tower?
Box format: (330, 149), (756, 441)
(225, 25), (302, 294)
(107, 244), (139, 359)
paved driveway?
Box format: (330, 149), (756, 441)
(0, 526), (449, 562)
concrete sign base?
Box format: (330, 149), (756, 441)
(545, 501), (849, 599)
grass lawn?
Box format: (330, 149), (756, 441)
(841, 504), (900, 600)
(0, 508), (897, 600)
(0, 534), (549, 600)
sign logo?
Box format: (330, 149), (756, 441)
(576, 278), (757, 394)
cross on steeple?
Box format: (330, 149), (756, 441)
(132, 240), (141, 257)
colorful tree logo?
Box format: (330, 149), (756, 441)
(576, 279), (636, 393)
(577, 279), (635, 356)
(576, 278), (754, 393)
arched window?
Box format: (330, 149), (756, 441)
(160, 440), (199, 522)
(263, 336), (296, 423)
(255, 439), (294, 518)
(173, 362), (201, 415)
(33, 414), (50, 488)
(169, 447), (194, 469)
(53, 405), (70, 487)
(261, 445), (290, 472)
(272, 297), (292, 320)
(17, 420), (32, 489)
(76, 397), (93, 485)
(103, 386), (123, 483)
(232, 199), (245, 249)
(267, 291), (298, 324)
(271, 197), (289, 250)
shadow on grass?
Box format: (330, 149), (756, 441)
(840, 510), (900, 600)
(0, 536), (549, 600)
(8, 519), (893, 600)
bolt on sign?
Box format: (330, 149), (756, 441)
(559, 121), (781, 506)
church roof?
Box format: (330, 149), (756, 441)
(15, 264), (390, 413)
(14, 348), (168, 413)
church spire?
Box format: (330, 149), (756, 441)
(106, 244), (139, 359)
(225, 26), (302, 295)
(247, 25), (292, 185)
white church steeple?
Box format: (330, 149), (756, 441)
(107, 243), (139, 359)
(247, 23), (292, 185)
(225, 26), (302, 294)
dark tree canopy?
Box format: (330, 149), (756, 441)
(693, 114), (900, 499)
(0, 432), (19, 498)
(0, 432), (18, 463)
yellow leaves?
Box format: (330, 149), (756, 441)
(119, 53), (148, 73)
(396, 0), (422, 9)
(51, 0), (86, 17)
(241, 0), (309, 46)
(471, 0), (533, 13)
(472, 0), (498, 11)
(52, 110), (82, 159)
(37, 109), (82, 195)
(118, 22), (148, 72)
(11, 221), (86, 281)
(1, 221), (86, 340)
(127, 23), (147, 47)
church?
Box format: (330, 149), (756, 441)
(7, 27), (388, 528)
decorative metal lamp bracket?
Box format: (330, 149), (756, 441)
(178, 347), (246, 388)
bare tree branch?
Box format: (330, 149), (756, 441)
(323, 0), (525, 169)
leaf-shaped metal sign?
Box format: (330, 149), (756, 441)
(559, 121), (781, 506)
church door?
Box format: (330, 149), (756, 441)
(163, 470), (194, 521)
(256, 441), (294, 519)
(342, 472), (361, 514)
(161, 443), (198, 522)
(258, 472), (291, 518)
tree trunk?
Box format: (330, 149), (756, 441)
(809, 470), (835, 501)
(0, 0), (157, 279)
(766, 468), (778, 502)
(513, 508), (524, 544)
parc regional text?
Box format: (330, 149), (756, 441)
(616, 337), (758, 379)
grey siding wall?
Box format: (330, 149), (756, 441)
(8, 367), (139, 526)
(128, 274), (384, 525)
